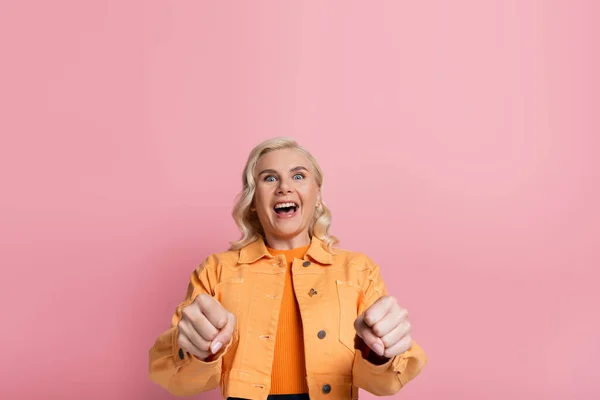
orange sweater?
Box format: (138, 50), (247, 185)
(267, 244), (310, 395)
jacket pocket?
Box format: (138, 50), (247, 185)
(336, 280), (361, 354)
(213, 278), (244, 339)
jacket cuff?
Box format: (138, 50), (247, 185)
(357, 349), (394, 373)
(172, 327), (235, 367)
(357, 346), (412, 376)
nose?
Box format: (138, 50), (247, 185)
(276, 177), (293, 194)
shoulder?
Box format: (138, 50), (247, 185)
(194, 248), (241, 272)
(330, 247), (379, 271)
(329, 247), (386, 296)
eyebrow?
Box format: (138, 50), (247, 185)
(258, 166), (309, 176)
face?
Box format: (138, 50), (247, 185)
(253, 148), (321, 248)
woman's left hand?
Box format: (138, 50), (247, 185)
(354, 295), (412, 359)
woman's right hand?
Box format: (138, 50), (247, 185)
(177, 294), (236, 361)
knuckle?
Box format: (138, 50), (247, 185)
(196, 293), (211, 308)
(190, 332), (209, 350)
(181, 306), (193, 320)
(198, 340), (210, 352)
(217, 315), (228, 329)
(393, 314), (403, 326)
(206, 328), (218, 341)
(195, 319), (214, 338)
(372, 324), (384, 337)
(177, 319), (188, 333)
(381, 335), (393, 348)
(364, 312), (377, 327)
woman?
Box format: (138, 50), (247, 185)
(149, 138), (427, 399)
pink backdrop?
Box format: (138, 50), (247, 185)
(1, 1), (598, 399)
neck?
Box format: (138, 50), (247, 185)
(265, 233), (311, 250)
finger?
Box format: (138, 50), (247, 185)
(371, 307), (408, 338)
(210, 312), (236, 354)
(196, 294), (229, 330)
(187, 306), (220, 341)
(363, 296), (396, 328)
(383, 333), (412, 359)
(380, 319), (411, 349)
(177, 326), (210, 360)
(178, 319), (212, 354)
(354, 314), (385, 356)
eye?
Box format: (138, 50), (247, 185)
(292, 173), (305, 180)
(264, 175), (277, 182)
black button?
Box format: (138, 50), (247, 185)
(302, 261), (311, 267)
(178, 348), (185, 360)
(309, 288), (317, 297)
(317, 330), (326, 339)
(322, 384), (331, 394)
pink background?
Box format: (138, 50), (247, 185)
(1, 1), (599, 399)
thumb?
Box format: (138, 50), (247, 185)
(355, 314), (385, 356)
(210, 312), (235, 354)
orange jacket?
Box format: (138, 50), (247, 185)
(148, 236), (427, 399)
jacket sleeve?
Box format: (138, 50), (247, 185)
(148, 255), (235, 396)
(352, 258), (428, 396)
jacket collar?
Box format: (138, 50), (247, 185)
(238, 235), (333, 265)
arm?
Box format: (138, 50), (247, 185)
(148, 255), (235, 396)
(352, 260), (428, 396)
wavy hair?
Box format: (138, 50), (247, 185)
(229, 137), (338, 252)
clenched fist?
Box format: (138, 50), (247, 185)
(354, 295), (412, 359)
(177, 294), (236, 361)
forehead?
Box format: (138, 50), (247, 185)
(255, 148), (312, 172)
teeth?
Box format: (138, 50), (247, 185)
(274, 202), (297, 209)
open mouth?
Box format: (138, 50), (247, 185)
(273, 202), (299, 217)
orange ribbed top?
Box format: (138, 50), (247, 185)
(267, 244), (310, 395)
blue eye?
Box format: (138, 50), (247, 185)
(264, 175), (277, 182)
(293, 174), (304, 180)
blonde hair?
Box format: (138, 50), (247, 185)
(229, 137), (339, 252)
